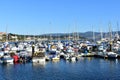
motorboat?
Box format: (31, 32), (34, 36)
(1, 53), (13, 63)
(107, 52), (118, 58)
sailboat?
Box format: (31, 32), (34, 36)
(107, 22), (118, 58)
(1, 26), (14, 63)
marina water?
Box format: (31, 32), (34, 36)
(0, 58), (120, 80)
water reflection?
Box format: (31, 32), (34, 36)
(0, 58), (120, 80)
(87, 57), (93, 61)
(52, 60), (60, 63)
(115, 59), (118, 64)
(108, 59), (119, 64)
(32, 61), (46, 68)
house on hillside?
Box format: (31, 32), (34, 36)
(0, 32), (6, 40)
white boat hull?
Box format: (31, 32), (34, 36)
(32, 57), (45, 63)
(70, 57), (76, 62)
(107, 52), (118, 58)
(107, 54), (118, 58)
(52, 57), (60, 61)
(3, 59), (13, 63)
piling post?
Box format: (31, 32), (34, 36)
(32, 43), (35, 58)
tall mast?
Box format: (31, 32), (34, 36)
(76, 21), (78, 41)
(57, 33), (60, 41)
(73, 22), (75, 41)
(109, 22), (112, 41)
(92, 26), (95, 42)
(115, 21), (120, 39)
(6, 25), (8, 42)
(23, 32), (25, 41)
(68, 24), (70, 41)
(72, 32), (74, 41)
(74, 20), (77, 41)
(68, 24), (71, 41)
(100, 28), (103, 41)
(77, 30), (79, 40)
(72, 23), (74, 41)
(49, 21), (52, 41)
(76, 22), (79, 41)
(117, 21), (119, 36)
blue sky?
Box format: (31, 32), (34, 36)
(0, 0), (120, 35)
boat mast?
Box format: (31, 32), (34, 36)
(24, 34), (26, 41)
(74, 20), (77, 41)
(68, 24), (71, 41)
(76, 22), (79, 41)
(58, 33), (60, 41)
(92, 26), (95, 42)
(49, 21), (52, 41)
(73, 31), (75, 41)
(114, 21), (120, 40)
(100, 28), (103, 41)
(117, 21), (119, 36)
(77, 30), (79, 41)
(6, 25), (8, 42)
(109, 22), (112, 41)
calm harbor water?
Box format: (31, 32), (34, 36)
(0, 58), (120, 80)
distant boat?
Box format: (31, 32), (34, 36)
(32, 52), (45, 63)
(52, 55), (60, 61)
(107, 52), (118, 58)
(32, 57), (45, 63)
(97, 52), (107, 58)
(69, 56), (76, 62)
(65, 54), (70, 60)
(1, 53), (13, 63)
